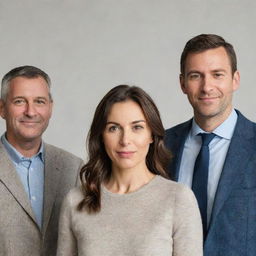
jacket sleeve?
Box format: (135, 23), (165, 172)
(57, 191), (78, 256)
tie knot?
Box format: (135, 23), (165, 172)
(199, 133), (215, 146)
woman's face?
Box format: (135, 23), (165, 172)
(102, 100), (153, 172)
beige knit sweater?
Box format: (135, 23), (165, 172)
(57, 175), (203, 256)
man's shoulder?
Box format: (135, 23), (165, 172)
(0, 141), (11, 164)
(44, 143), (83, 164)
(236, 110), (256, 125)
(235, 110), (256, 135)
(165, 119), (192, 137)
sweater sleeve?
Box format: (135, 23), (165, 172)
(172, 185), (203, 256)
(57, 191), (78, 256)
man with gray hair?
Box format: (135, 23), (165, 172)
(0, 66), (83, 256)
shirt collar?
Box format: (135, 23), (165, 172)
(1, 133), (44, 164)
(191, 109), (238, 140)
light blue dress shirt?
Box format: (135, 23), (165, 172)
(1, 134), (44, 229)
(178, 109), (237, 226)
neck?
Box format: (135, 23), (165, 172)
(105, 165), (155, 194)
(194, 108), (233, 132)
(6, 135), (41, 158)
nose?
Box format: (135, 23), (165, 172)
(24, 102), (37, 117)
(119, 129), (131, 146)
(201, 75), (214, 94)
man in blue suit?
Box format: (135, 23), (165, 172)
(165, 34), (256, 255)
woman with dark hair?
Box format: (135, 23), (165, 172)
(57, 85), (202, 256)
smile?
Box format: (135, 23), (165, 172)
(199, 96), (219, 102)
(20, 121), (40, 126)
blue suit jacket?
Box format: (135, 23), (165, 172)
(164, 110), (256, 256)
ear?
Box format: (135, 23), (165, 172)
(179, 74), (187, 94)
(232, 70), (240, 92)
(0, 100), (6, 119)
(148, 133), (154, 144)
(49, 101), (53, 118)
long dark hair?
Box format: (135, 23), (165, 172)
(78, 85), (171, 213)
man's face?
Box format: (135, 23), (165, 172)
(0, 76), (53, 147)
(180, 47), (240, 124)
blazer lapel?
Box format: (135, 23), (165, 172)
(171, 120), (192, 181)
(42, 143), (61, 235)
(0, 142), (37, 224)
(208, 111), (255, 234)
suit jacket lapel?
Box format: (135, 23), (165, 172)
(42, 143), (61, 235)
(171, 120), (192, 181)
(0, 142), (37, 225)
(208, 111), (255, 233)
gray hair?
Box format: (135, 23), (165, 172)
(1, 65), (52, 101)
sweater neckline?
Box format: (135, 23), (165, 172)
(101, 175), (161, 198)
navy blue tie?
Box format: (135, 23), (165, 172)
(192, 133), (215, 240)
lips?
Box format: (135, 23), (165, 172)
(199, 96), (219, 102)
(19, 118), (41, 123)
(117, 151), (135, 158)
(19, 120), (41, 127)
(21, 121), (39, 123)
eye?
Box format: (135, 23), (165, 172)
(213, 73), (224, 79)
(188, 73), (201, 80)
(133, 125), (144, 131)
(108, 125), (119, 132)
(35, 99), (46, 105)
(13, 99), (25, 105)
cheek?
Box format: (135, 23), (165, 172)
(224, 84), (236, 94)
(7, 108), (24, 119)
(102, 136), (115, 152)
(137, 136), (153, 148)
(186, 87), (198, 96)
(40, 109), (52, 120)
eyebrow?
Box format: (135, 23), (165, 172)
(106, 120), (146, 125)
(35, 97), (49, 101)
(211, 69), (227, 73)
(186, 69), (227, 75)
(12, 96), (50, 101)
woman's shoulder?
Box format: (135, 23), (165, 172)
(63, 186), (84, 206)
(155, 175), (190, 190)
(156, 175), (196, 201)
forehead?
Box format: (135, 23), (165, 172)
(107, 100), (146, 121)
(184, 47), (232, 72)
(8, 76), (50, 98)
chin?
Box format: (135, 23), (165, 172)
(195, 106), (222, 119)
(19, 133), (42, 142)
(113, 162), (137, 170)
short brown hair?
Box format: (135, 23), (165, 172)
(180, 34), (237, 75)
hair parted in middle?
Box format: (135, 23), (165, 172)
(78, 84), (171, 213)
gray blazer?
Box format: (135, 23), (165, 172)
(0, 141), (84, 256)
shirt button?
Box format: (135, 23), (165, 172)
(31, 196), (36, 201)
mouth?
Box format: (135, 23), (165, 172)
(116, 151), (135, 158)
(20, 120), (40, 126)
(199, 96), (219, 102)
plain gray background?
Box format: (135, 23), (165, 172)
(0, 0), (255, 159)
